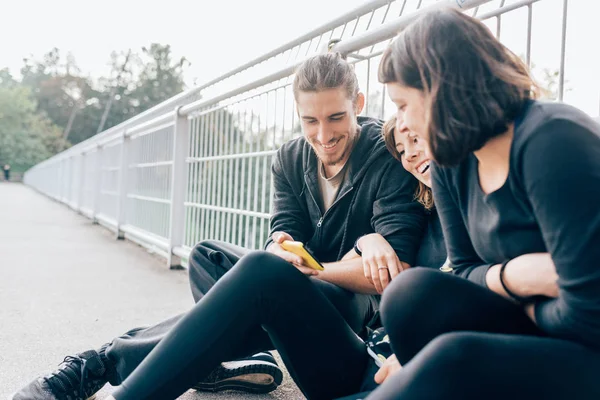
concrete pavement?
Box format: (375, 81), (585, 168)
(0, 183), (303, 399)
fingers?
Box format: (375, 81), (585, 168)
(374, 363), (389, 384)
(268, 243), (304, 265)
(294, 264), (319, 276)
(363, 260), (373, 284)
(374, 355), (402, 384)
(370, 261), (384, 294)
(387, 254), (401, 280)
(378, 264), (390, 291)
(272, 231), (293, 244)
(266, 241), (316, 276)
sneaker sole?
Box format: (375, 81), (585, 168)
(193, 361), (283, 394)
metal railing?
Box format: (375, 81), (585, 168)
(24, 0), (585, 268)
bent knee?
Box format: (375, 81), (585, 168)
(421, 332), (487, 369)
(381, 268), (442, 319)
(233, 251), (301, 282)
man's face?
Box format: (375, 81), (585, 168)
(296, 88), (364, 167)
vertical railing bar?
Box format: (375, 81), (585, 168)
(229, 107), (236, 243)
(245, 103), (256, 248)
(232, 107), (241, 245)
(252, 97), (263, 249)
(558, 0), (568, 102)
(214, 109), (223, 241)
(237, 105), (248, 246)
(526, 3), (532, 67)
(399, 0), (407, 16)
(198, 112), (208, 244)
(209, 110), (217, 240)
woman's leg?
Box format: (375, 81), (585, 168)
(366, 331), (600, 400)
(112, 251), (369, 400)
(380, 268), (542, 364)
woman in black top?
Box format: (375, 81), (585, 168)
(100, 116), (446, 400)
(369, 7), (600, 400)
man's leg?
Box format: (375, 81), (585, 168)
(12, 240), (280, 399)
(110, 251), (369, 400)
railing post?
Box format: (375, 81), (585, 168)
(116, 131), (130, 239)
(92, 144), (103, 224)
(76, 153), (86, 213)
(167, 106), (189, 269)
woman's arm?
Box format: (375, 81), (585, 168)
(431, 165), (493, 286)
(486, 253), (559, 301)
(519, 116), (600, 341)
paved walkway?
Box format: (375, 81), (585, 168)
(0, 183), (302, 399)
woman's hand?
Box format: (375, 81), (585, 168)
(358, 233), (407, 294)
(374, 354), (402, 384)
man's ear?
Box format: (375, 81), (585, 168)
(355, 92), (365, 115)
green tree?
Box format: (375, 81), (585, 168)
(130, 43), (189, 111)
(19, 44), (189, 145)
(0, 85), (68, 173)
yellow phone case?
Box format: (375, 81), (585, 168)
(280, 240), (325, 271)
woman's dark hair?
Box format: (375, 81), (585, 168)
(383, 116), (434, 210)
(379, 7), (538, 166)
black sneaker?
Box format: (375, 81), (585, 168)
(365, 327), (392, 367)
(12, 350), (109, 400)
(193, 352), (283, 394)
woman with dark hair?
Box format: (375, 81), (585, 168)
(369, 6), (600, 400)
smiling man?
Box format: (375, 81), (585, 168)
(14, 53), (426, 400)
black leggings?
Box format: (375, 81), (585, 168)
(367, 268), (600, 400)
(112, 251), (372, 400)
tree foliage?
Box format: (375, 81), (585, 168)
(0, 43), (189, 174)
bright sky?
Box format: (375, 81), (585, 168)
(1, 0), (599, 116)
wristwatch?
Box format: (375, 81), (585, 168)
(354, 237), (363, 256)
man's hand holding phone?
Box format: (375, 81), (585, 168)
(267, 232), (319, 276)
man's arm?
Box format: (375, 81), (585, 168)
(371, 160), (426, 267)
(318, 258), (380, 295)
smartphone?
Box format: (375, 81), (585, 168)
(280, 240), (325, 271)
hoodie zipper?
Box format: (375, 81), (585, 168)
(304, 174), (354, 230)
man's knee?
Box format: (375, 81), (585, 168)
(190, 239), (222, 260)
(232, 251), (305, 286)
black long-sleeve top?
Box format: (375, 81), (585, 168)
(432, 100), (600, 349)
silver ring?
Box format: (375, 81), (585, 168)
(378, 266), (388, 270)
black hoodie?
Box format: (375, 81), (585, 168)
(265, 116), (426, 265)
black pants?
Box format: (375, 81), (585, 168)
(105, 241), (379, 387)
(366, 268), (600, 400)
(111, 251), (379, 399)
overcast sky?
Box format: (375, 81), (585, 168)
(1, 0), (599, 116)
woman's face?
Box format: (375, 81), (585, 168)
(386, 82), (432, 187)
(393, 122), (433, 188)
(386, 82), (428, 142)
